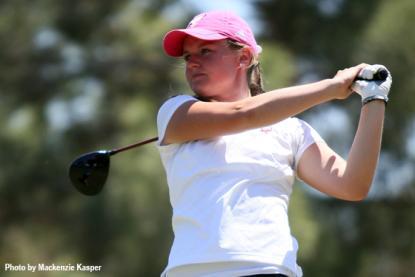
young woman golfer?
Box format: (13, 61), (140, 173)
(156, 11), (392, 277)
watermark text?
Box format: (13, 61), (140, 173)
(4, 263), (102, 273)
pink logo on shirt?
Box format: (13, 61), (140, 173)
(260, 127), (273, 134)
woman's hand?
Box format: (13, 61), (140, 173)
(351, 64), (392, 105)
(332, 63), (368, 99)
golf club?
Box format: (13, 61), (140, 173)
(356, 68), (388, 81)
(69, 68), (388, 196)
(69, 136), (158, 196)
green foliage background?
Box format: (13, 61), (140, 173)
(0, 0), (414, 276)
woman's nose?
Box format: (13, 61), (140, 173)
(186, 55), (201, 69)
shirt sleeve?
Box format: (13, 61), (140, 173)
(293, 118), (325, 170)
(156, 94), (197, 146)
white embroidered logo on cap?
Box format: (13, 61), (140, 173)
(236, 30), (246, 38)
(187, 13), (206, 28)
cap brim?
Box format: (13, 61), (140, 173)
(163, 28), (227, 57)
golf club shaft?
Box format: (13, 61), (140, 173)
(109, 136), (158, 156)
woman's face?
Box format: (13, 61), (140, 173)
(182, 37), (247, 101)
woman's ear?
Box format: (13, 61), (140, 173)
(238, 47), (253, 68)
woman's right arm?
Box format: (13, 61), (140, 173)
(163, 64), (366, 144)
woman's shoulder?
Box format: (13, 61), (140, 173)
(274, 117), (306, 129)
(272, 117), (320, 139)
(158, 94), (198, 114)
(161, 94), (197, 105)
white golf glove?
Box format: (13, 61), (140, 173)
(351, 64), (392, 105)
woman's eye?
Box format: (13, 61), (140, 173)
(183, 54), (190, 61)
(183, 48), (211, 61)
(201, 48), (211, 55)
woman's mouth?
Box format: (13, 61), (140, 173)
(192, 73), (206, 80)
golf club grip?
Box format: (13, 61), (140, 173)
(355, 68), (388, 81)
(110, 136), (158, 155)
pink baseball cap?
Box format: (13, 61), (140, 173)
(163, 11), (262, 57)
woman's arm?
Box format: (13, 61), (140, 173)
(163, 64), (366, 144)
(297, 100), (385, 201)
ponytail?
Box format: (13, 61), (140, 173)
(247, 62), (264, 96)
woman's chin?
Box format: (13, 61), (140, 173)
(191, 86), (209, 98)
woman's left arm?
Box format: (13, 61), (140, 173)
(297, 100), (385, 201)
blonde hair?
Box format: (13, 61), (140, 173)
(227, 40), (265, 96)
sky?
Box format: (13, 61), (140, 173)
(180, 0), (261, 33)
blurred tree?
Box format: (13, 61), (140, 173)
(1, 0), (414, 276)
(255, 0), (415, 276)
(0, 0), (191, 276)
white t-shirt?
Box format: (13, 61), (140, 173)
(157, 95), (324, 277)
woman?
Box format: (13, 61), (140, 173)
(156, 11), (391, 277)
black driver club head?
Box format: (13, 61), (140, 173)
(69, 150), (111, 196)
(68, 136), (158, 195)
